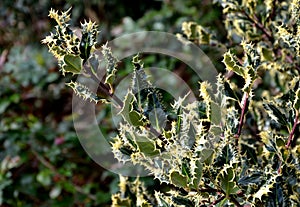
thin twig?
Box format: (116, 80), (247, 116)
(268, 0), (277, 21)
(32, 149), (97, 201)
(32, 149), (57, 173)
(284, 55), (300, 72)
(242, 11), (274, 42)
(286, 112), (299, 148)
(0, 49), (8, 71)
(235, 92), (249, 138)
(89, 73), (123, 107)
(277, 160), (282, 174)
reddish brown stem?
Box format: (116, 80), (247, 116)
(277, 160), (282, 174)
(89, 74), (123, 107)
(286, 113), (299, 148)
(242, 11), (274, 42)
(235, 93), (249, 138)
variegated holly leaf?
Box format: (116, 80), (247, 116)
(217, 167), (240, 197)
(118, 91), (147, 127)
(170, 170), (188, 188)
(263, 102), (288, 126)
(66, 81), (108, 103)
(63, 54), (82, 74)
(102, 43), (118, 91)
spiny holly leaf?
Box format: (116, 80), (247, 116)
(181, 159), (191, 182)
(102, 43), (118, 91)
(63, 54), (82, 74)
(181, 21), (211, 44)
(238, 172), (262, 186)
(43, 8), (101, 77)
(223, 50), (244, 77)
(111, 194), (132, 207)
(263, 102), (288, 126)
(79, 20), (98, 63)
(170, 170), (188, 188)
(119, 146), (134, 157)
(190, 159), (203, 189)
(146, 91), (167, 132)
(242, 66), (255, 92)
(128, 110), (145, 127)
(267, 182), (284, 207)
(199, 149), (214, 163)
(198, 82), (213, 130)
(42, 8), (81, 61)
(217, 167), (240, 197)
(223, 48), (257, 93)
(253, 177), (278, 202)
(225, 107), (239, 135)
(240, 142), (258, 165)
(215, 144), (237, 167)
(198, 82), (212, 119)
(198, 101), (208, 120)
(79, 32), (92, 63)
(66, 81), (108, 103)
(118, 91), (146, 127)
(119, 91), (134, 121)
(48, 7), (71, 27)
(134, 134), (159, 156)
(293, 88), (300, 112)
(241, 41), (260, 69)
(259, 131), (277, 152)
(85, 53), (100, 78)
(154, 192), (171, 207)
(111, 177), (154, 207)
(131, 55), (166, 131)
(131, 55), (151, 109)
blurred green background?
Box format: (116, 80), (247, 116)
(0, 0), (224, 206)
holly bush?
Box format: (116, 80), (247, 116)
(40, 0), (299, 206)
(3, 1), (223, 206)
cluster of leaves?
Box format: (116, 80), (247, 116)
(0, 0), (223, 206)
(0, 4), (123, 204)
(0, 44), (120, 206)
(43, 0), (300, 206)
(2, 1), (226, 206)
